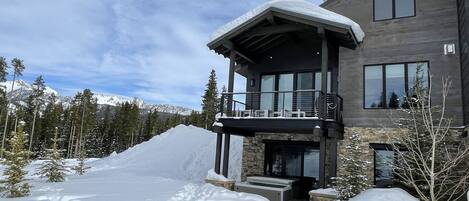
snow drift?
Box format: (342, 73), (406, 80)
(92, 125), (244, 181)
(350, 188), (418, 201)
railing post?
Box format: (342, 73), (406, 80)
(220, 94), (225, 117)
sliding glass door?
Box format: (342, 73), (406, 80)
(278, 74), (294, 112)
(260, 75), (275, 111)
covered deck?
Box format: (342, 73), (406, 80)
(206, 0), (363, 191)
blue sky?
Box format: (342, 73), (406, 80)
(0, 0), (322, 109)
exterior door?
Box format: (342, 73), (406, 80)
(260, 75), (275, 110)
(278, 74), (294, 112)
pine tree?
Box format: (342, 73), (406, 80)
(1, 58), (25, 158)
(27, 75), (46, 153)
(36, 127), (68, 182)
(201, 70), (218, 130)
(0, 121), (31, 198)
(333, 132), (370, 200)
(72, 147), (89, 175)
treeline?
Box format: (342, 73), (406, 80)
(0, 57), (224, 159)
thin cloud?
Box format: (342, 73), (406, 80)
(0, 0), (322, 109)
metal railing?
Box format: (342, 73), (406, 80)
(219, 90), (343, 122)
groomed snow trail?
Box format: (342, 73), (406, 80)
(0, 125), (266, 201)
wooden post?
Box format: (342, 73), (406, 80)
(328, 137), (338, 184)
(319, 130), (327, 188)
(318, 27), (328, 119)
(222, 133), (231, 177)
(227, 51), (236, 116)
(214, 133), (223, 174)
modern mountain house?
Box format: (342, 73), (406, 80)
(207, 0), (469, 200)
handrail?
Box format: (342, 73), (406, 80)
(219, 90), (343, 123)
(221, 89), (324, 95)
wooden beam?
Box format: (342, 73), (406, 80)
(227, 51), (236, 115)
(222, 40), (256, 64)
(222, 134), (231, 177)
(244, 24), (308, 37)
(250, 34), (284, 52)
(318, 28), (328, 89)
(214, 133), (223, 174)
(328, 136), (338, 184)
(245, 34), (271, 48)
(319, 130), (327, 188)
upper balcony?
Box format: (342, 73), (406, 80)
(215, 90), (343, 135)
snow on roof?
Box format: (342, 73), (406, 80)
(209, 0), (364, 45)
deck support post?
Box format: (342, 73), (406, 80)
(214, 133), (223, 174)
(319, 129), (327, 188)
(328, 130), (338, 184)
(319, 27), (328, 118)
(222, 133), (231, 177)
(227, 51), (236, 116)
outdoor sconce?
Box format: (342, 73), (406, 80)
(250, 79), (255, 87)
(444, 43), (456, 55)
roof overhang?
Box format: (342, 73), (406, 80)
(207, 1), (364, 66)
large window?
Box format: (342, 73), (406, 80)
(264, 141), (320, 179)
(370, 144), (394, 187)
(374, 0), (415, 21)
(364, 62), (428, 109)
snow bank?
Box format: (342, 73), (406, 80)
(206, 169), (232, 182)
(310, 188), (337, 196)
(350, 188), (418, 201)
(209, 0), (365, 43)
(92, 125), (244, 181)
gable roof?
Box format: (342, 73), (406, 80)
(208, 0), (364, 47)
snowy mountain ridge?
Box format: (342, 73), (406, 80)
(0, 80), (194, 115)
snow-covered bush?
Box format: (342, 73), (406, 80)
(333, 132), (370, 200)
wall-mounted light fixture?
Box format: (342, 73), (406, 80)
(250, 79), (255, 87)
(444, 43), (456, 55)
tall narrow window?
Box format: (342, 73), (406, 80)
(297, 73), (314, 116)
(260, 75), (275, 111)
(385, 64), (405, 108)
(407, 62), (429, 97)
(278, 74), (294, 112)
(370, 144), (394, 187)
(364, 66), (384, 108)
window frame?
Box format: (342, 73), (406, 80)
(370, 143), (395, 187)
(363, 61), (430, 109)
(373, 0), (417, 22)
(263, 140), (320, 179)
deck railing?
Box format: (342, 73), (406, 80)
(219, 90), (343, 122)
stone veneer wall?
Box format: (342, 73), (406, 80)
(241, 127), (464, 186)
(337, 127), (404, 185)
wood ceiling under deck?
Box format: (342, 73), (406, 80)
(209, 14), (358, 68)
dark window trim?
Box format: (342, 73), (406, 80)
(373, 0), (417, 22)
(263, 140), (320, 179)
(363, 61), (430, 109)
(370, 143), (395, 187)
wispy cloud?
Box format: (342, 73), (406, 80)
(0, 0), (322, 109)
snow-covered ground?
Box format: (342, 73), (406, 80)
(350, 188), (418, 201)
(0, 125), (266, 201)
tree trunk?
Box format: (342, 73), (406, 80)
(28, 109), (37, 152)
(1, 75), (16, 158)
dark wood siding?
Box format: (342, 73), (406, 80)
(323, 0), (464, 127)
(459, 0), (469, 124)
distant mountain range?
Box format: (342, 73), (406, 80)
(0, 80), (194, 115)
